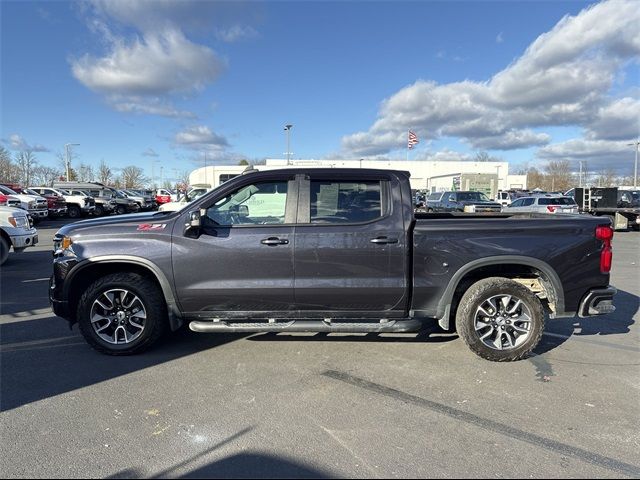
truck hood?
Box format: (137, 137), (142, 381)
(57, 211), (176, 236)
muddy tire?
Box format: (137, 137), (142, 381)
(455, 277), (545, 362)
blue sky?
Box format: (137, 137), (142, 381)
(2, 0), (638, 183)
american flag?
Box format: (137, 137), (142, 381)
(408, 130), (419, 149)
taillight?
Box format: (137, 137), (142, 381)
(546, 205), (558, 213)
(596, 225), (614, 273)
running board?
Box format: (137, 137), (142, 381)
(189, 318), (424, 334)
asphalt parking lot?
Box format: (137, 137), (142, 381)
(1, 218), (639, 478)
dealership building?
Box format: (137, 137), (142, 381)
(189, 159), (527, 197)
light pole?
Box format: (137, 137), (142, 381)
(579, 160), (583, 188)
(64, 143), (80, 181)
(284, 124), (293, 164)
(628, 140), (639, 188)
(495, 165), (501, 191)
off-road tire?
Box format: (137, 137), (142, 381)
(455, 277), (545, 362)
(77, 272), (167, 355)
(94, 205), (105, 217)
(116, 205), (127, 215)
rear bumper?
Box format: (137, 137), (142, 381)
(578, 286), (617, 318)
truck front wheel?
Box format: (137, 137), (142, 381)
(455, 277), (544, 362)
(77, 273), (167, 355)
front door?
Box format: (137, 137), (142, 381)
(172, 175), (298, 316)
(293, 173), (408, 317)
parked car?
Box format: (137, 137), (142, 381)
(0, 185), (48, 223)
(0, 192), (22, 209)
(30, 186), (96, 219)
(506, 195), (579, 214)
(120, 190), (154, 211)
(68, 188), (117, 217)
(24, 188), (67, 218)
(53, 182), (138, 215)
(426, 190), (502, 213)
(154, 188), (175, 205)
(158, 184), (213, 212)
(51, 168), (615, 362)
(0, 205), (38, 265)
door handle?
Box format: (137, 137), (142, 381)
(370, 236), (398, 244)
(261, 237), (289, 246)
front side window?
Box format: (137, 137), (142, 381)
(522, 198), (535, 206)
(510, 199), (524, 207)
(310, 180), (383, 224)
(205, 180), (288, 226)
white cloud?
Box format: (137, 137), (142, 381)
(111, 96), (197, 119)
(496, 32), (504, 44)
(341, 0), (640, 156)
(3, 134), (49, 152)
(175, 126), (229, 150)
(71, 28), (224, 96)
(586, 97), (640, 141)
(537, 139), (636, 173)
(216, 25), (259, 43)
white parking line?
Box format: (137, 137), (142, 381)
(21, 278), (50, 283)
(0, 308), (55, 324)
(543, 331), (639, 352)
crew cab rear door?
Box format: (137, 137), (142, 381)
(171, 173), (298, 315)
(293, 172), (409, 317)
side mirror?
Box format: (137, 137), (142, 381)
(184, 210), (202, 238)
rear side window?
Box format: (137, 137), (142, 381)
(522, 198), (535, 206)
(538, 197), (576, 205)
(310, 180), (383, 224)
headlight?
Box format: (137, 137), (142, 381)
(53, 235), (74, 255)
(463, 205), (476, 213)
(8, 216), (28, 228)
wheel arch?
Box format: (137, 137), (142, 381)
(65, 256), (183, 330)
(436, 256), (565, 330)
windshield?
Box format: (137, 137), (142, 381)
(0, 185), (18, 195)
(457, 192), (490, 202)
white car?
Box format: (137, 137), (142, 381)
(505, 195), (579, 214)
(30, 186), (96, 219)
(0, 206), (38, 265)
(159, 185), (213, 212)
(0, 185), (49, 223)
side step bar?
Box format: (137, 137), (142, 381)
(189, 318), (424, 334)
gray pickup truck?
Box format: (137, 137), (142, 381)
(50, 168), (616, 361)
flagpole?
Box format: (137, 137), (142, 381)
(406, 129), (410, 161)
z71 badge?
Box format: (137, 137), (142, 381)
(137, 223), (167, 231)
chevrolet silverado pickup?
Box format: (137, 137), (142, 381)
(50, 168), (616, 361)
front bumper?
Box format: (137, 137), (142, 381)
(29, 208), (49, 218)
(10, 231), (38, 249)
(578, 286), (617, 317)
(49, 276), (70, 320)
(49, 207), (67, 215)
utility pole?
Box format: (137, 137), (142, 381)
(579, 160), (583, 188)
(627, 140), (639, 188)
(64, 143), (80, 181)
(284, 124), (293, 164)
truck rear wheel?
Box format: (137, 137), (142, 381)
(77, 273), (167, 355)
(455, 277), (544, 362)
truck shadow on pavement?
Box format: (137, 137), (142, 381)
(534, 288), (638, 356)
(0, 320), (249, 412)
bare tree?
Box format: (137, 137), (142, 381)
(178, 170), (191, 188)
(77, 162), (95, 182)
(97, 160), (113, 185)
(31, 165), (61, 186)
(0, 146), (20, 182)
(594, 168), (618, 187)
(15, 150), (38, 186)
(544, 160), (574, 192)
(120, 166), (146, 188)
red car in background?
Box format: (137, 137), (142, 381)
(155, 188), (173, 204)
(24, 188), (68, 217)
(0, 193), (22, 208)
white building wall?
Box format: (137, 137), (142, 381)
(189, 159), (526, 191)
